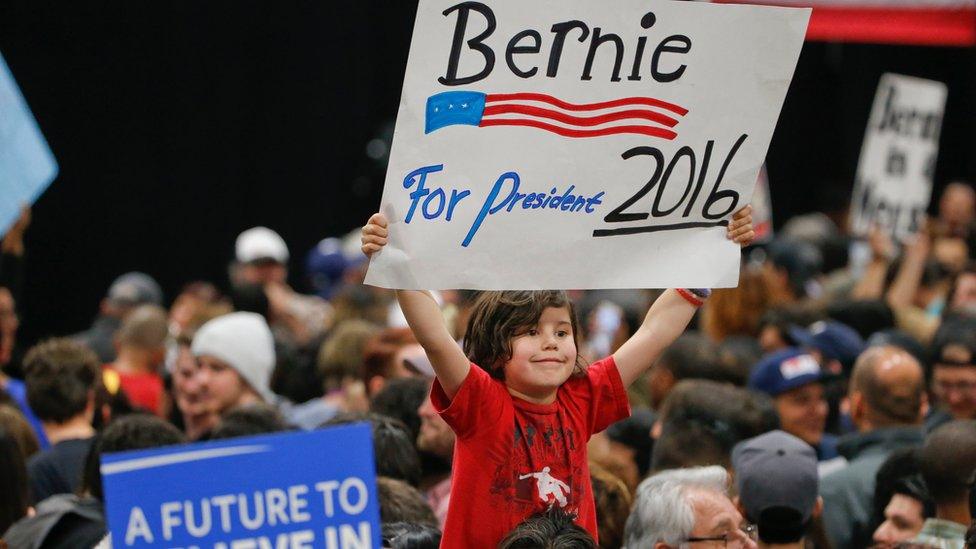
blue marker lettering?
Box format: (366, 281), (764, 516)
(446, 189), (471, 221)
(423, 188), (446, 219)
(506, 190), (527, 212)
(462, 172), (520, 247)
(570, 195), (586, 212)
(542, 188), (557, 209)
(403, 164), (444, 223)
(586, 192), (605, 213)
(559, 186), (577, 211)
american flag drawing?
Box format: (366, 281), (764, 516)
(424, 91), (688, 140)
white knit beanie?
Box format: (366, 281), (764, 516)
(191, 312), (276, 403)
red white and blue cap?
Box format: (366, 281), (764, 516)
(748, 348), (824, 396)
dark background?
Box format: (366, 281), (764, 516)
(1, 1), (974, 346)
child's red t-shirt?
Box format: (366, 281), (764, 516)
(430, 356), (630, 548)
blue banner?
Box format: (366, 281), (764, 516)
(0, 51), (58, 235)
(101, 424), (380, 549)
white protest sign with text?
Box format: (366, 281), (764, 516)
(366, 0), (810, 289)
(850, 73), (947, 239)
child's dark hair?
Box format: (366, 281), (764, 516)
(462, 291), (584, 380)
(498, 506), (596, 549)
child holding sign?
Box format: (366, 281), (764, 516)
(361, 208), (754, 546)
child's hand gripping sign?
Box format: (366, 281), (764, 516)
(365, 0), (809, 291)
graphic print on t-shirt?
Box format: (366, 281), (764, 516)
(503, 415), (584, 515)
(518, 466), (570, 507)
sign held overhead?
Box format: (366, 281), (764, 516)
(851, 73), (947, 240)
(366, 0), (810, 290)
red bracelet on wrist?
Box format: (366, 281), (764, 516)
(676, 288), (706, 307)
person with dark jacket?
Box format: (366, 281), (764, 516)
(1, 415), (184, 548)
(820, 346), (927, 549)
(22, 339), (101, 504)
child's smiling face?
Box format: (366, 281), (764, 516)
(504, 306), (578, 404)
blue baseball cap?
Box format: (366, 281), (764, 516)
(305, 237), (365, 300)
(749, 348), (824, 396)
(788, 320), (865, 372)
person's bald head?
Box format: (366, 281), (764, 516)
(850, 346), (926, 430)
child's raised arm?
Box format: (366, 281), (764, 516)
(361, 213), (470, 398)
(612, 290), (700, 387)
(612, 205), (755, 387)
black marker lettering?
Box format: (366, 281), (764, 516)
(506, 30), (542, 78)
(651, 35), (691, 83)
(547, 20), (589, 78)
(582, 28), (624, 82)
(439, 2), (497, 86)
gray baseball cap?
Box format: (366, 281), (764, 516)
(107, 272), (163, 307)
(732, 430), (818, 524)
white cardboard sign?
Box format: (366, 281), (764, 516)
(850, 73), (947, 240)
(366, 0), (810, 290)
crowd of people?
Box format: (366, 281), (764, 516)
(0, 181), (974, 548)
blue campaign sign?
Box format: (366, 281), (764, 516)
(101, 424), (381, 549)
(0, 51), (58, 235)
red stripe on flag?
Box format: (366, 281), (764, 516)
(479, 119), (678, 139)
(486, 93), (689, 116)
(482, 104), (680, 128)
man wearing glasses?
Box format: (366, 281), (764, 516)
(623, 465), (758, 548)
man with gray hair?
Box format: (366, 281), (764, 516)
(623, 465), (758, 549)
